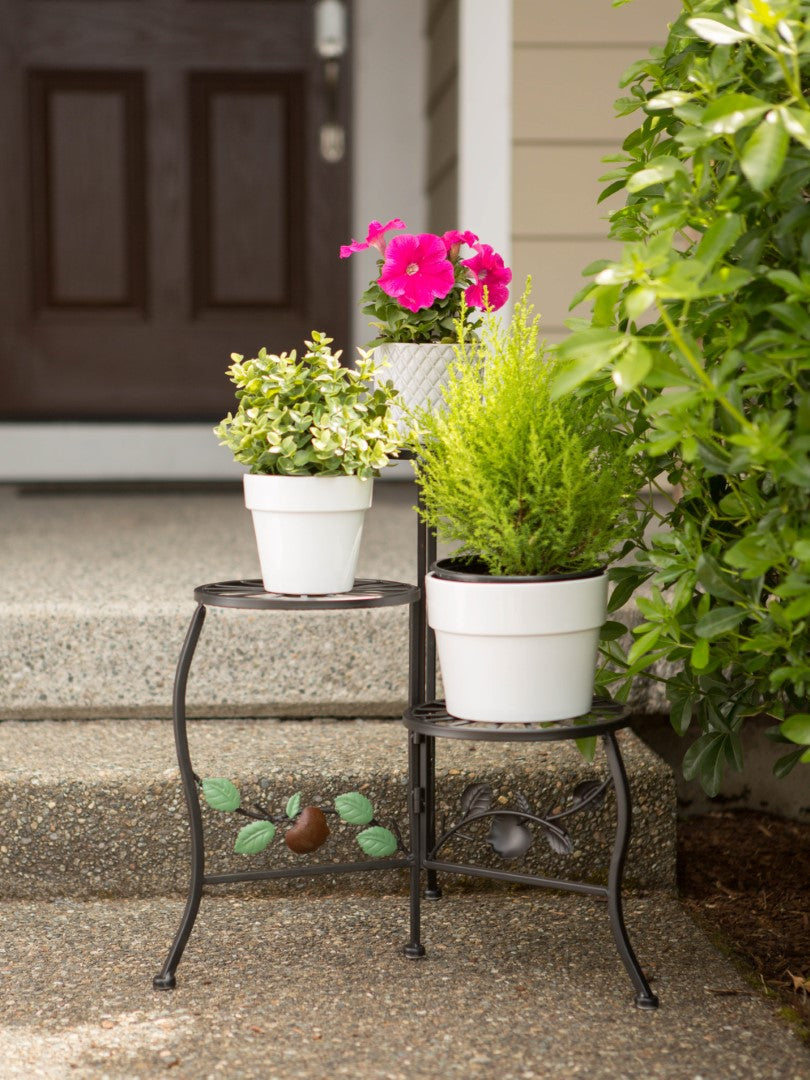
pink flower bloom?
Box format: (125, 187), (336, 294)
(462, 243), (512, 311)
(378, 233), (456, 313)
(339, 218), (406, 258)
(442, 230), (478, 257)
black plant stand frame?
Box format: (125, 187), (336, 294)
(153, 578), (420, 991)
(403, 516), (659, 1011)
(154, 506), (658, 1008)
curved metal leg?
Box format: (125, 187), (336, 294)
(604, 732), (659, 1009)
(153, 603), (207, 990)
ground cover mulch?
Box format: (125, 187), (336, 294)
(678, 809), (810, 1037)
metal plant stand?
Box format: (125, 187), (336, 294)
(402, 700), (659, 1010)
(403, 512), (659, 1009)
(155, 506), (658, 1008)
(153, 577), (419, 990)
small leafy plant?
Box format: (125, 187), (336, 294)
(340, 219), (512, 344)
(554, 0), (810, 792)
(411, 284), (642, 577)
(201, 779), (403, 859)
(214, 331), (402, 477)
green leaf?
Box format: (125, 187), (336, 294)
(356, 826), (398, 858)
(612, 339), (652, 391)
(773, 746), (806, 779)
(780, 714), (810, 747)
(694, 606), (747, 639)
(682, 732), (727, 796)
(234, 820), (276, 855)
(700, 93), (769, 134)
(696, 554), (745, 602)
(627, 627), (661, 664)
(784, 593), (810, 621)
(740, 116), (789, 192)
(687, 17), (749, 44)
(691, 637), (710, 670)
(334, 791), (374, 825)
(693, 214), (742, 274)
(201, 778), (241, 813)
(599, 620), (628, 641)
(575, 736), (597, 762)
(626, 157), (687, 192)
(285, 791), (302, 819)
(646, 91), (693, 110)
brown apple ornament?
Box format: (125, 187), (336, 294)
(285, 806), (330, 854)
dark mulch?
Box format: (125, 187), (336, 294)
(678, 810), (810, 1032)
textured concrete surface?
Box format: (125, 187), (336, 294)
(0, 719), (675, 898)
(0, 894), (807, 1079)
(0, 483), (669, 720)
(0, 484), (418, 719)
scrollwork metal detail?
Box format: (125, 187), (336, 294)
(431, 776), (609, 862)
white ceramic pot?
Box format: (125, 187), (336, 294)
(372, 342), (457, 432)
(243, 474), (373, 595)
(426, 564), (608, 723)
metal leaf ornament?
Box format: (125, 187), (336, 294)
(487, 814), (534, 860)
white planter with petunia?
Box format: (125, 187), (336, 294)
(340, 219), (512, 430)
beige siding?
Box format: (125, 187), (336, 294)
(425, 0), (458, 232)
(512, 0), (681, 329)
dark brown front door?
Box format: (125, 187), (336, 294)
(0, 0), (350, 420)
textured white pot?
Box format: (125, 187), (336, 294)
(426, 565), (608, 723)
(243, 474), (373, 595)
(372, 342), (457, 432)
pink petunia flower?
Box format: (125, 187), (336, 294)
(462, 243), (512, 311)
(442, 230), (479, 259)
(378, 233), (456, 313)
(339, 218), (406, 259)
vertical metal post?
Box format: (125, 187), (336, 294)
(153, 603), (208, 990)
(603, 732), (659, 1009)
(404, 733), (426, 958)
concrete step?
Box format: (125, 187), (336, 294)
(2, 894), (809, 1078)
(0, 717), (675, 899)
(0, 483), (668, 721)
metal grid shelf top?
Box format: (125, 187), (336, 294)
(403, 699), (630, 742)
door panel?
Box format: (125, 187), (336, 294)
(0, 0), (350, 420)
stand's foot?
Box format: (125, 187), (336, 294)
(424, 885), (443, 900)
(403, 943), (426, 959)
(152, 973), (177, 991)
(635, 992), (659, 1010)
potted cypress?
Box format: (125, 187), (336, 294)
(412, 287), (642, 723)
(214, 331), (402, 595)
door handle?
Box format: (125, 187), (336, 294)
(314, 0), (347, 163)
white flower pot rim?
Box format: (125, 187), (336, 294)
(431, 557), (605, 585)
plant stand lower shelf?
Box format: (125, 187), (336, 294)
(402, 699), (660, 1010)
(152, 577), (420, 991)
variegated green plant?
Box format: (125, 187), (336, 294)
(214, 330), (402, 477)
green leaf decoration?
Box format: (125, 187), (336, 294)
(234, 820), (276, 855)
(575, 736), (597, 763)
(286, 791), (302, 819)
(780, 714), (810, 747)
(356, 826), (398, 858)
(334, 791), (375, 825)
(741, 116), (789, 192)
(700, 92), (769, 134)
(201, 778), (241, 813)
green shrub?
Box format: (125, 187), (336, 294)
(214, 331), (402, 478)
(412, 287), (641, 576)
(555, 0), (810, 792)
